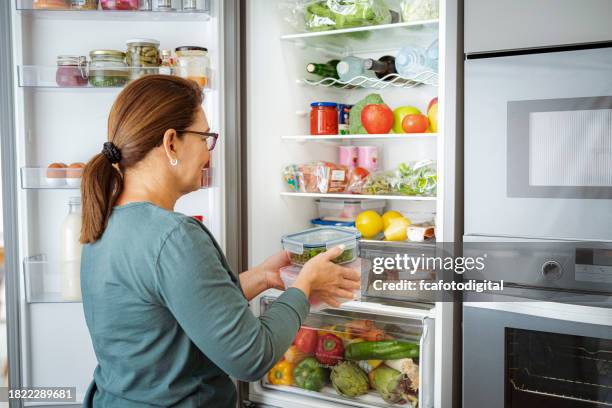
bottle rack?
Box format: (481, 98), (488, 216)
(301, 71), (438, 90)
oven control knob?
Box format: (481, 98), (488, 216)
(541, 260), (562, 280)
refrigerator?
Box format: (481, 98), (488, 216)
(0, 0), (462, 407)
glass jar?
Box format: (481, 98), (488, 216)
(100, 0), (138, 10)
(89, 50), (129, 88)
(175, 46), (209, 88)
(126, 39), (160, 79)
(310, 102), (338, 135)
(34, 0), (70, 9)
(56, 55), (88, 87)
(70, 0), (99, 9)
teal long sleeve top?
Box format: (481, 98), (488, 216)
(81, 202), (310, 407)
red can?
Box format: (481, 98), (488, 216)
(310, 102), (338, 135)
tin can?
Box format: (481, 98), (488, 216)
(338, 104), (352, 135)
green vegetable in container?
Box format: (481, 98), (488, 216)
(304, 0), (392, 32)
(345, 340), (420, 361)
(293, 357), (330, 391)
(289, 247), (355, 266)
(368, 365), (419, 405)
(330, 361), (369, 397)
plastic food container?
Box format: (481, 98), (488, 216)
(55, 55), (88, 87)
(315, 198), (385, 222)
(311, 218), (355, 230)
(175, 46), (209, 88)
(89, 50), (129, 87)
(126, 39), (160, 79)
(281, 227), (360, 266)
(310, 102), (338, 135)
(100, 0), (138, 9)
(279, 259), (361, 311)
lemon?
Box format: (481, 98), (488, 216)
(384, 217), (411, 241)
(355, 210), (384, 239)
(382, 210), (405, 230)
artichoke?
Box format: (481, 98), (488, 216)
(368, 365), (418, 405)
(330, 361), (369, 397)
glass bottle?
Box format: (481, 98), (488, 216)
(306, 59), (340, 79)
(60, 197), (82, 301)
(159, 49), (174, 75)
(364, 55), (398, 80)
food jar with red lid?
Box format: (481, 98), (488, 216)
(310, 102), (338, 135)
(56, 55), (88, 87)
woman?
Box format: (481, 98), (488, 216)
(79, 75), (360, 407)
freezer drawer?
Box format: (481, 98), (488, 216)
(251, 296), (434, 408)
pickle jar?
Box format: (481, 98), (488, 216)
(89, 50), (129, 88)
(56, 55), (88, 87)
(70, 0), (99, 9)
(175, 46), (209, 88)
(126, 39), (160, 80)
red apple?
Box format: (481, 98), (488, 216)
(361, 104), (394, 134)
(402, 114), (429, 133)
(427, 97), (438, 112)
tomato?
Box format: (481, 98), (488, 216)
(352, 167), (369, 180)
(294, 328), (318, 354)
(361, 104), (394, 134)
(401, 114), (429, 133)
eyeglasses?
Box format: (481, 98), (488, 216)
(177, 130), (219, 151)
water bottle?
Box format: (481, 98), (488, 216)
(395, 40), (438, 79)
(336, 56), (371, 83)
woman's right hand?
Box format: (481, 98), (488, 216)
(292, 246), (361, 308)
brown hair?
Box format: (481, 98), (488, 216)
(80, 75), (203, 244)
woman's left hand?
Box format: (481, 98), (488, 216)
(257, 250), (291, 290)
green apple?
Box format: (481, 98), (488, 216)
(393, 106), (421, 133)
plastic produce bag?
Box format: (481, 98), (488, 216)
(363, 160), (437, 196)
(400, 0), (439, 22)
(282, 0), (393, 32)
(284, 162), (350, 193)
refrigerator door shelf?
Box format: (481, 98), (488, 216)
(21, 167), (213, 190)
(252, 295), (435, 408)
(23, 254), (82, 303)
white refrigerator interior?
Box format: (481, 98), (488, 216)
(9, 1), (225, 403)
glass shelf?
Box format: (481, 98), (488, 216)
(21, 167), (212, 189)
(282, 133), (437, 142)
(300, 71), (438, 89)
(281, 192), (436, 201)
(16, 0), (210, 20)
(24, 255), (82, 304)
(17, 65), (213, 91)
(281, 20), (438, 54)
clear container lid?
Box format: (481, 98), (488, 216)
(56, 55), (87, 67)
(126, 38), (160, 47)
(311, 218), (356, 228)
(281, 227), (360, 254)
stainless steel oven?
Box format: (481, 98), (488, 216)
(463, 300), (612, 408)
(465, 44), (612, 241)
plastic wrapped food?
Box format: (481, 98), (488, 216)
(284, 162), (350, 193)
(363, 160), (437, 196)
(400, 0), (439, 22)
(283, 0), (392, 32)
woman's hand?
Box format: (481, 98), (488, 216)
(257, 250), (291, 290)
(292, 246), (361, 308)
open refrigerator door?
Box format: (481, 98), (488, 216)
(3, 0), (227, 404)
(245, 0), (460, 407)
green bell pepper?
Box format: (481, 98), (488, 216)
(293, 357), (329, 392)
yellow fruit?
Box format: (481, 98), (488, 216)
(428, 103), (438, 133)
(384, 217), (411, 241)
(355, 210), (384, 239)
(382, 210), (404, 230)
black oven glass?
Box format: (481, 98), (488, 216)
(505, 328), (612, 407)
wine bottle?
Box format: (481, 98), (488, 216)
(306, 60), (340, 79)
(364, 55), (398, 80)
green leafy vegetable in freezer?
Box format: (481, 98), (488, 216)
(368, 365), (419, 405)
(330, 361), (370, 397)
(349, 93), (385, 134)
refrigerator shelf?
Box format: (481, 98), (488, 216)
(282, 133), (437, 142)
(281, 20), (439, 53)
(17, 65), (214, 91)
(21, 167), (212, 189)
(24, 255), (82, 304)
(281, 192), (436, 201)
(300, 71), (438, 89)
(16, 0), (210, 20)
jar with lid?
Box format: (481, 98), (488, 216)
(70, 0), (99, 9)
(89, 50), (129, 87)
(310, 102), (339, 135)
(181, 0), (205, 11)
(34, 0), (70, 9)
(153, 0), (174, 10)
(175, 46), (209, 88)
(100, 0), (138, 9)
(56, 55), (88, 87)
(126, 39), (160, 79)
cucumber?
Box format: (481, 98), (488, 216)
(344, 340), (419, 361)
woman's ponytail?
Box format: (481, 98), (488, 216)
(78, 74), (203, 244)
(80, 152), (123, 244)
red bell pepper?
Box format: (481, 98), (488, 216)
(315, 333), (345, 366)
(294, 327), (318, 354)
